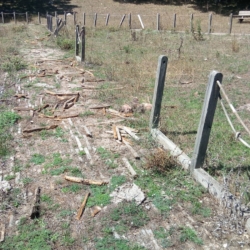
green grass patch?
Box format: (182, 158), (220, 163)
(61, 184), (82, 193)
(109, 175), (127, 192)
(97, 147), (119, 169)
(30, 154), (45, 165)
(179, 226), (203, 245)
(1, 218), (55, 250)
(87, 185), (110, 207)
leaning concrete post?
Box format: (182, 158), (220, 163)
(190, 71), (223, 172)
(149, 55), (168, 129)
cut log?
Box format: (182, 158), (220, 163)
(76, 192), (90, 220)
(122, 157), (138, 178)
(65, 176), (83, 183)
(90, 206), (102, 217)
(30, 187), (41, 219)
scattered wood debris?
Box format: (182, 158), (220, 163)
(90, 206), (102, 217)
(13, 107), (34, 111)
(0, 224), (5, 242)
(14, 94), (29, 99)
(107, 108), (133, 118)
(89, 104), (111, 109)
(64, 176), (108, 185)
(76, 192), (90, 220)
(30, 187), (41, 219)
(122, 157), (138, 178)
(83, 125), (92, 137)
(123, 139), (140, 159)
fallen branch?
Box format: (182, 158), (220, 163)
(76, 192), (90, 220)
(45, 90), (80, 97)
(30, 187), (41, 219)
(23, 125), (58, 133)
(64, 176), (108, 185)
(122, 157), (138, 178)
(38, 113), (79, 120)
(116, 126), (122, 142)
(14, 94), (28, 99)
(14, 107), (34, 111)
(36, 104), (49, 112)
(89, 104), (111, 109)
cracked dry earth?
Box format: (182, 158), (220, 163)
(1, 27), (250, 250)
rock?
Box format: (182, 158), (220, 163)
(0, 180), (11, 193)
(110, 183), (145, 205)
(245, 218), (250, 235)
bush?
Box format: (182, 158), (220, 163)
(56, 38), (74, 50)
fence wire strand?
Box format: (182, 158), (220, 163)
(217, 80), (250, 149)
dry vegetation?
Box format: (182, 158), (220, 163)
(1, 1), (250, 249)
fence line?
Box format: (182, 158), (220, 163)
(0, 11), (249, 35)
(149, 55), (250, 233)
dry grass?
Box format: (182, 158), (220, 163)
(145, 148), (178, 174)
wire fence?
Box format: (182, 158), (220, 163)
(1, 11), (250, 35)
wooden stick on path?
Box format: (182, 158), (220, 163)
(122, 157), (138, 178)
(76, 192), (90, 220)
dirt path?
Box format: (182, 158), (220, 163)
(1, 26), (250, 250)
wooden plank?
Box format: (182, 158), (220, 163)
(190, 71), (223, 172)
(151, 129), (190, 170)
(149, 55), (168, 129)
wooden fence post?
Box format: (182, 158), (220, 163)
(173, 13), (176, 31)
(119, 14), (126, 28)
(105, 14), (110, 26)
(157, 13), (160, 31)
(38, 12), (41, 24)
(13, 12), (16, 24)
(208, 13), (212, 34)
(149, 55), (168, 129)
(74, 12), (76, 25)
(83, 12), (86, 26)
(64, 11), (67, 25)
(128, 13), (131, 29)
(55, 11), (57, 19)
(190, 13), (193, 32)
(94, 13), (97, 27)
(229, 13), (233, 34)
(81, 26), (85, 62)
(50, 15), (53, 31)
(190, 71), (223, 172)
(26, 12), (28, 24)
(75, 25), (79, 56)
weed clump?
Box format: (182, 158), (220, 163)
(56, 38), (74, 50)
(145, 149), (177, 174)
